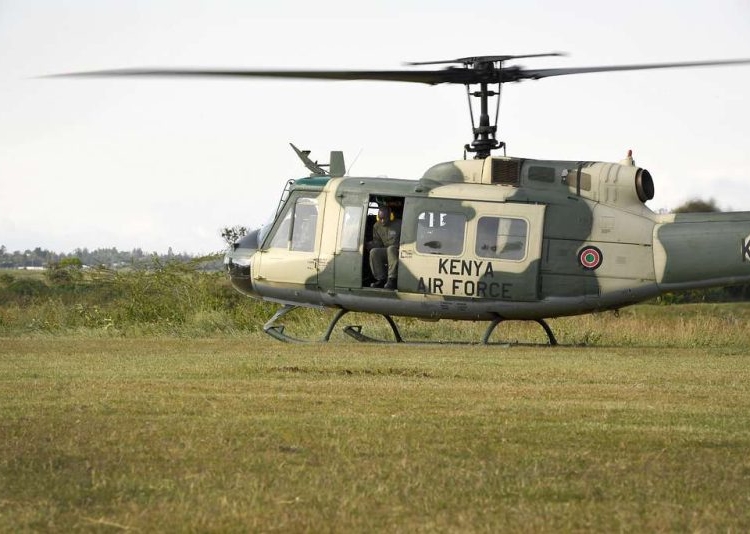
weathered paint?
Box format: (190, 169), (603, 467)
(654, 211), (750, 290)
(225, 154), (750, 322)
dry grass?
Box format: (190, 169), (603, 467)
(266, 303), (750, 348)
(2, 337), (750, 532)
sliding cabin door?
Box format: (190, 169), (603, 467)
(398, 199), (545, 301)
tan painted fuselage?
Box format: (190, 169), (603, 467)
(226, 155), (750, 322)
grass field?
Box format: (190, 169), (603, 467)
(2, 334), (750, 532)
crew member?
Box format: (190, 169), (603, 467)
(369, 206), (401, 289)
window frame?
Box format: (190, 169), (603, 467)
(474, 215), (529, 262)
(264, 194), (319, 252)
(339, 205), (364, 252)
(415, 210), (467, 256)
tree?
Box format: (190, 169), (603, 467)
(673, 198), (720, 213)
(46, 257), (83, 285)
(221, 225), (248, 246)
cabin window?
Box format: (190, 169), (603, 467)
(475, 216), (528, 260)
(340, 205), (363, 251)
(528, 166), (556, 183)
(267, 196), (319, 252)
(416, 211), (466, 255)
(565, 170), (592, 192)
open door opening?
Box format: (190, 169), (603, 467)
(363, 195), (404, 289)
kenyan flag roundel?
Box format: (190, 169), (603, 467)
(578, 246), (603, 270)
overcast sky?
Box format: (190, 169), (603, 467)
(2, 0), (750, 254)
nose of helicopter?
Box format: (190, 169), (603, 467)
(224, 228), (261, 297)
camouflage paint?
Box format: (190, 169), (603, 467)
(226, 155), (750, 323)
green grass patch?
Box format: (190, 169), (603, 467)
(2, 339), (750, 531)
(2, 261), (750, 346)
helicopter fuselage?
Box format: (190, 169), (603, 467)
(226, 155), (750, 325)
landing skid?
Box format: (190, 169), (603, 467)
(263, 305), (557, 345)
(264, 306), (404, 343)
(482, 317), (558, 346)
(263, 305), (308, 342)
(330, 310), (403, 343)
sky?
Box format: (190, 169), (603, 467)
(1, 0), (750, 254)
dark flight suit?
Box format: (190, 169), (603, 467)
(370, 218), (401, 287)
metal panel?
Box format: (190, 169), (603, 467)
(256, 191), (326, 289)
(399, 198), (545, 302)
(332, 193), (369, 290)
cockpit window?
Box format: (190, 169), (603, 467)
(416, 211), (466, 255)
(475, 216), (527, 260)
(267, 209), (292, 250)
(290, 198), (318, 252)
(266, 196), (319, 252)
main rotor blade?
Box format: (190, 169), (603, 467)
(47, 57), (750, 86)
(45, 67), (465, 85)
(405, 52), (566, 66)
(520, 58), (750, 80)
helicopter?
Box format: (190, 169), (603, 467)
(55, 54), (750, 344)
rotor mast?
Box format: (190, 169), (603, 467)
(408, 54), (567, 159)
(464, 60), (503, 158)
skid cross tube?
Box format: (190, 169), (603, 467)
(322, 309), (349, 341)
(265, 306), (404, 343)
(324, 309), (403, 343)
(263, 304), (307, 343)
(482, 317), (558, 346)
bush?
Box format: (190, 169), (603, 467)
(2, 277), (49, 299)
(46, 258), (84, 286)
(0, 258), (263, 335)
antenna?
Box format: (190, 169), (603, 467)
(346, 148), (364, 176)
